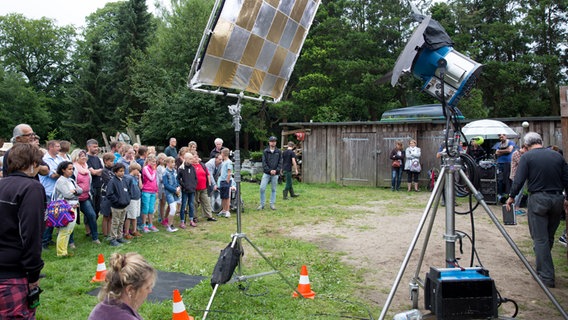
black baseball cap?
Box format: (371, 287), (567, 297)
(268, 136), (277, 141)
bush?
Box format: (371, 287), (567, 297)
(249, 151), (263, 162)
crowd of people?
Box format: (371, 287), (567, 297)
(0, 123), (304, 318)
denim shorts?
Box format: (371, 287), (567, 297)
(219, 180), (230, 199)
(165, 192), (180, 205)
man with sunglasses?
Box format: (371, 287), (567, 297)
(1, 124), (48, 177)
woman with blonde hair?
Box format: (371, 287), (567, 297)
(404, 139), (421, 192)
(88, 252), (156, 319)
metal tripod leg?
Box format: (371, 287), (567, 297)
(457, 168), (568, 319)
(378, 165), (448, 319)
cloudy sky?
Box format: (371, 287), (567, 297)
(0, 0), (163, 28)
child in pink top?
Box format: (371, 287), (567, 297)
(141, 154), (159, 232)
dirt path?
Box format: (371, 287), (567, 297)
(288, 192), (568, 319)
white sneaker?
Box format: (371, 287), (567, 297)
(166, 226), (178, 232)
(224, 211), (231, 218)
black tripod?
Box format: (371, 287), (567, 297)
(378, 59), (568, 320)
(203, 94), (302, 320)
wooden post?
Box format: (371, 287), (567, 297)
(560, 86), (568, 161)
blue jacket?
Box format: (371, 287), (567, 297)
(163, 168), (179, 194)
(125, 174), (141, 201)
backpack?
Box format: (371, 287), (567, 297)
(45, 199), (75, 228)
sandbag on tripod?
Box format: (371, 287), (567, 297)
(211, 241), (244, 288)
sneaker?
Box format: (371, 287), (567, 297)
(515, 210), (526, 216)
(109, 239), (122, 247)
(179, 222), (186, 229)
(189, 220), (197, 227)
(124, 234), (133, 240)
(559, 235), (567, 247)
(117, 238), (130, 244)
(270, 204), (276, 210)
(166, 226), (178, 232)
(69, 243), (76, 249)
(224, 211), (231, 218)
(143, 226), (150, 233)
(207, 217), (218, 222)
(257, 205), (264, 210)
(131, 231), (143, 237)
(150, 225), (159, 232)
(161, 219), (169, 227)
(92, 239), (101, 245)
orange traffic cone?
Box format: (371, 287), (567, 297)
(292, 265), (316, 299)
(91, 254), (107, 283)
(172, 289), (193, 320)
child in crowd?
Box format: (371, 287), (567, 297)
(156, 153), (167, 225)
(124, 162), (143, 239)
(162, 157), (180, 232)
(218, 148), (233, 218)
(141, 154), (159, 232)
(105, 163), (131, 247)
(100, 152), (115, 239)
(177, 152), (197, 228)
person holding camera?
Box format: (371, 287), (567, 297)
(0, 143), (46, 318)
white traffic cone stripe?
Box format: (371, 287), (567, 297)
(96, 263), (106, 271)
(173, 301), (186, 313)
(298, 275), (310, 284)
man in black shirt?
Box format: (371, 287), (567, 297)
(506, 132), (568, 288)
(282, 141), (299, 200)
(86, 139), (104, 214)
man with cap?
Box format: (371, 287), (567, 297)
(258, 136), (282, 210)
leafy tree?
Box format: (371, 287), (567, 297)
(0, 69), (51, 139)
(0, 14), (75, 93)
(0, 14), (75, 137)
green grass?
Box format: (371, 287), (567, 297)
(35, 183), (568, 319)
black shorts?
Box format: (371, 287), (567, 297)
(219, 180), (230, 199)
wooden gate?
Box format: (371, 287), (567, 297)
(377, 129), (417, 186)
(340, 133), (377, 186)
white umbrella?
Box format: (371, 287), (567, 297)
(462, 119), (519, 140)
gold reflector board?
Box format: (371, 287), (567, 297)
(189, 0), (320, 102)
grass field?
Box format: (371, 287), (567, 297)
(35, 181), (568, 319)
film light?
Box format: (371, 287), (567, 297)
(391, 16), (482, 107)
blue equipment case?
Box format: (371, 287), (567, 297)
(425, 267), (498, 319)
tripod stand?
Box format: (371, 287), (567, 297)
(203, 94), (302, 320)
(378, 136), (568, 319)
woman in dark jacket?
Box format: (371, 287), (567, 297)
(389, 141), (405, 191)
(0, 143), (46, 319)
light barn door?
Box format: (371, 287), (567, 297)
(340, 133), (376, 186)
